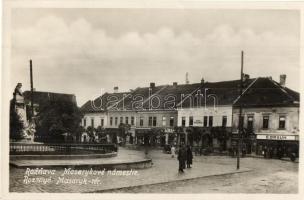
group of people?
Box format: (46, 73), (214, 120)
(171, 144), (193, 173)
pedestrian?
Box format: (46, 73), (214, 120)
(177, 144), (187, 173)
(171, 145), (176, 158)
(186, 145), (193, 168)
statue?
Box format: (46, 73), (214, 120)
(13, 83), (25, 109)
(12, 83), (35, 142)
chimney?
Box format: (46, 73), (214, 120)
(150, 82), (155, 88)
(114, 86), (119, 93)
(280, 74), (286, 87)
(201, 78), (205, 85)
(173, 82), (178, 87)
(185, 72), (189, 84)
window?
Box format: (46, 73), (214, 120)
(131, 116), (135, 125)
(203, 116), (208, 127)
(247, 116), (254, 130)
(170, 117), (174, 127)
(189, 116), (193, 126)
(279, 116), (286, 129)
(162, 116), (167, 126)
(140, 116), (144, 127)
(263, 116), (269, 129)
(120, 117), (123, 124)
(153, 117), (157, 127)
(181, 117), (186, 127)
(110, 117), (113, 126)
(125, 117), (129, 124)
(208, 116), (213, 127)
(91, 118), (94, 128)
(83, 118), (86, 127)
(149, 117), (153, 126)
(101, 118), (104, 127)
(115, 117), (118, 125)
(222, 116), (227, 127)
(240, 116), (244, 128)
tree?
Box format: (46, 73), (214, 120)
(9, 106), (24, 140)
(74, 126), (85, 142)
(96, 126), (107, 143)
(35, 98), (83, 143)
(118, 123), (131, 144)
(86, 126), (96, 142)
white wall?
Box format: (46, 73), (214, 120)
(82, 112), (108, 128)
(177, 106), (233, 127)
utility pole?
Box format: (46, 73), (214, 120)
(237, 51), (244, 170)
(30, 59), (34, 120)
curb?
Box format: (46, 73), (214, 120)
(90, 168), (252, 193)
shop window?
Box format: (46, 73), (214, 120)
(110, 117), (113, 126)
(91, 118), (94, 128)
(262, 116), (269, 129)
(208, 116), (213, 127)
(125, 117), (129, 124)
(153, 117), (157, 127)
(203, 116), (208, 127)
(247, 116), (254, 131)
(131, 116), (135, 125)
(140, 116), (144, 127)
(279, 116), (286, 129)
(222, 116), (227, 127)
(149, 117), (153, 126)
(189, 116), (193, 126)
(181, 117), (186, 127)
(170, 117), (174, 127)
(162, 116), (166, 126)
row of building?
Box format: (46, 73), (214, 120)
(80, 74), (300, 155)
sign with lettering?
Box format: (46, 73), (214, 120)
(257, 134), (297, 141)
(193, 118), (203, 126)
(165, 128), (174, 133)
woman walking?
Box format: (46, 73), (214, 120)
(186, 145), (193, 168)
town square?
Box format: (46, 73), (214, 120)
(2, 2), (302, 198)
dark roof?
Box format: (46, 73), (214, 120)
(80, 77), (300, 113)
(234, 77), (299, 107)
(23, 91), (77, 106)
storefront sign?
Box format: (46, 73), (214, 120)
(193, 120), (203, 126)
(165, 128), (174, 133)
(257, 134), (297, 141)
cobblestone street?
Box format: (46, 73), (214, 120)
(10, 148), (298, 193)
(108, 150), (298, 193)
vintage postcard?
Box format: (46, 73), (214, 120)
(1, 0), (303, 200)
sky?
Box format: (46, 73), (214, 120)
(10, 8), (300, 106)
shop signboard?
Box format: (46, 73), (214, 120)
(193, 118), (203, 126)
(256, 134), (298, 141)
(164, 128), (174, 133)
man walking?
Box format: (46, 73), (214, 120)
(178, 144), (187, 173)
(186, 145), (193, 168)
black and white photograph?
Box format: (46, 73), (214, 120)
(1, 0), (303, 199)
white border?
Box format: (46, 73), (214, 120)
(1, 1), (304, 200)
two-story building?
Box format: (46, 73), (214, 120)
(232, 75), (299, 156)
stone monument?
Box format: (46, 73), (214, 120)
(12, 83), (35, 142)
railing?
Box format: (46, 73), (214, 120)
(9, 142), (117, 155)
